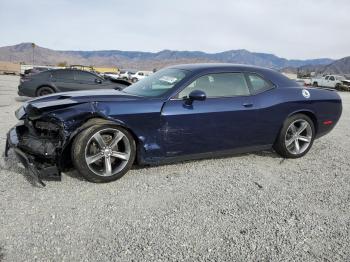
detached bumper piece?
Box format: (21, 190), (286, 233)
(5, 126), (61, 186)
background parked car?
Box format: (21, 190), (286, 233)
(18, 69), (130, 97)
(102, 72), (120, 80)
(130, 71), (153, 82)
(119, 70), (136, 80)
(311, 74), (350, 89)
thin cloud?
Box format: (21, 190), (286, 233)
(0, 0), (349, 59)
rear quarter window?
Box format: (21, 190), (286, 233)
(259, 69), (296, 88)
(246, 73), (274, 94)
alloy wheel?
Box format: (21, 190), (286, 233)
(84, 128), (131, 176)
(285, 119), (312, 155)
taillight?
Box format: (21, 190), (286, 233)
(20, 77), (31, 83)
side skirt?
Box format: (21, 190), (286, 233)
(140, 144), (273, 166)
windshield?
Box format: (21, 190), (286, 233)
(122, 68), (188, 97)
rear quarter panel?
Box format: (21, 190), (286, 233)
(19, 73), (57, 97)
(272, 86), (342, 139)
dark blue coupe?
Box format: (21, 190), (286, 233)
(6, 64), (342, 184)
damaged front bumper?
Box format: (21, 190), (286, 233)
(5, 122), (62, 186)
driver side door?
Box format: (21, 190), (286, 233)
(323, 76), (330, 87)
(160, 72), (257, 157)
(327, 76), (336, 88)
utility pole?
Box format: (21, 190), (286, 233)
(32, 43), (35, 66)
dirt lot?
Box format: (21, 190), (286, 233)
(0, 75), (349, 261)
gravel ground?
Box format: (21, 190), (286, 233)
(0, 75), (349, 261)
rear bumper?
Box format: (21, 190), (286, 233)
(17, 84), (35, 97)
(5, 125), (61, 185)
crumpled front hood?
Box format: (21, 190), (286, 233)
(17, 89), (143, 120)
(30, 89), (141, 105)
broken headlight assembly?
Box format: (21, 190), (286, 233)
(35, 121), (60, 132)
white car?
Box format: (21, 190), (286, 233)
(119, 70), (135, 80)
(103, 72), (120, 80)
(311, 74), (350, 88)
(130, 71), (153, 82)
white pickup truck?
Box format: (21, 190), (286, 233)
(311, 74), (350, 88)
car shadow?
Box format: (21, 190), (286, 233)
(64, 169), (86, 181)
(133, 150), (284, 170)
(252, 150), (284, 159)
(63, 166), (148, 181)
(2, 149), (284, 186)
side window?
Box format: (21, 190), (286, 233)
(139, 72), (144, 76)
(75, 71), (98, 82)
(52, 70), (75, 80)
(178, 73), (250, 98)
(329, 76), (335, 81)
(246, 74), (274, 94)
(325, 76), (329, 80)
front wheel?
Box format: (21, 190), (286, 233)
(274, 114), (315, 158)
(72, 125), (136, 183)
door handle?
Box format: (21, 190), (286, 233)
(243, 103), (253, 108)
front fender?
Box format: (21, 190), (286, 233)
(54, 103), (144, 168)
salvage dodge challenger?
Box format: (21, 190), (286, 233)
(5, 64), (342, 185)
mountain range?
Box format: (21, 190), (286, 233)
(281, 56), (350, 76)
(0, 43), (335, 70)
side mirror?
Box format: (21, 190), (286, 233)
(185, 90), (206, 105)
(95, 78), (102, 84)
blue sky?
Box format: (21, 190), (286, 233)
(0, 0), (349, 59)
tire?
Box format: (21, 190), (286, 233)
(131, 78), (138, 83)
(273, 114), (315, 159)
(313, 82), (318, 87)
(72, 124), (136, 183)
(36, 86), (55, 97)
(335, 83), (341, 90)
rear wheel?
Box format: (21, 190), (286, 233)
(36, 86), (55, 96)
(72, 125), (136, 183)
(274, 114), (315, 158)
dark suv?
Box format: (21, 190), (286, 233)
(18, 69), (130, 97)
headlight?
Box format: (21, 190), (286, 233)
(15, 106), (26, 120)
(35, 121), (60, 132)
